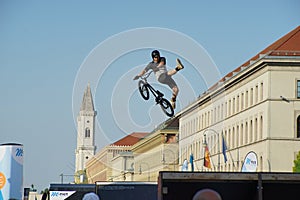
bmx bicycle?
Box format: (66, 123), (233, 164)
(134, 71), (174, 117)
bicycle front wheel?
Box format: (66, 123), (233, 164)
(160, 98), (174, 117)
(138, 80), (150, 100)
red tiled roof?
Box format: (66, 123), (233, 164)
(208, 26), (300, 92)
(245, 25), (300, 65)
(112, 132), (148, 146)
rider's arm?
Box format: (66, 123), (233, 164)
(138, 69), (147, 77)
(157, 57), (166, 68)
(133, 65), (149, 80)
(138, 62), (152, 77)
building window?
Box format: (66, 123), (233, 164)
(241, 93), (244, 110)
(250, 120), (253, 143)
(225, 102), (227, 118)
(250, 88), (253, 106)
(260, 82), (264, 101)
(240, 124), (244, 145)
(232, 127), (235, 148)
(221, 104), (224, 119)
(255, 85), (258, 103)
(260, 116), (263, 140)
(85, 128), (90, 138)
(254, 118), (258, 141)
(245, 122), (248, 144)
(245, 91), (249, 108)
(236, 125), (239, 147)
(228, 100), (231, 116)
(297, 115), (300, 138)
(233, 98), (235, 114)
(297, 80), (300, 98)
(237, 95), (240, 113)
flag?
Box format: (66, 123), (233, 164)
(190, 153), (194, 172)
(204, 146), (211, 168)
(182, 159), (188, 171)
(222, 134), (228, 163)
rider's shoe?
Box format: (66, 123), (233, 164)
(175, 58), (184, 71)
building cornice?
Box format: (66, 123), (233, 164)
(178, 56), (300, 117)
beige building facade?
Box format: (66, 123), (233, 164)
(85, 118), (179, 183)
(85, 26), (300, 184)
(178, 26), (300, 173)
(85, 132), (147, 183)
(131, 118), (179, 181)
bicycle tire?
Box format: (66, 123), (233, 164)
(138, 80), (150, 100)
(160, 98), (174, 117)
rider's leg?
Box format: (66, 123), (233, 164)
(158, 74), (178, 109)
(167, 58), (184, 76)
(171, 86), (179, 109)
(167, 69), (177, 76)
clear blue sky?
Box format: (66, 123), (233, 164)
(0, 0), (299, 192)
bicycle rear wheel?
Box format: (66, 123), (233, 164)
(160, 98), (174, 117)
(138, 80), (150, 100)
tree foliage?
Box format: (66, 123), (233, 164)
(75, 169), (88, 183)
(293, 151), (300, 172)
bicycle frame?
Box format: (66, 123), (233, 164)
(140, 79), (164, 104)
(137, 71), (174, 117)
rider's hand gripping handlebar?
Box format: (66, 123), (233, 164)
(133, 75), (140, 80)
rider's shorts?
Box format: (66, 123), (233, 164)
(158, 73), (177, 89)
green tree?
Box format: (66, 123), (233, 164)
(40, 188), (49, 194)
(74, 169), (88, 183)
(293, 151), (300, 172)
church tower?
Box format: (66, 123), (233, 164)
(75, 84), (97, 173)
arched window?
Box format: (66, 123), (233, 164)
(260, 82), (264, 101)
(260, 156), (263, 172)
(250, 120), (253, 143)
(254, 118), (258, 141)
(241, 93), (244, 110)
(245, 122), (248, 144)
(297, 115), (300, 138)
(232, 127), (235, 148)
(85, 128), (90, 138)
(240, 124), (244, 145)
(260, 116), (263, 140)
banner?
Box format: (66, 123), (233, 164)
(0, 143), (23, 200)
(50, 191), (76, 200)
(241, 151), (258, 172)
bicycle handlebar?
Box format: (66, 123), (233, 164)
(133, 71), (153, 80)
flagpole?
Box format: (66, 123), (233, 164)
(221, 132), (236, 170)
(228, 149), (236, 169)
(218, 133), (220, 171)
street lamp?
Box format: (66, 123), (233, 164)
(139, 162), (150, 181)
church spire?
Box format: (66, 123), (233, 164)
(75, 83), (97, 174)
(80, 83), (95, 112)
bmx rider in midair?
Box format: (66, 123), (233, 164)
(134, 50), (184, 109)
